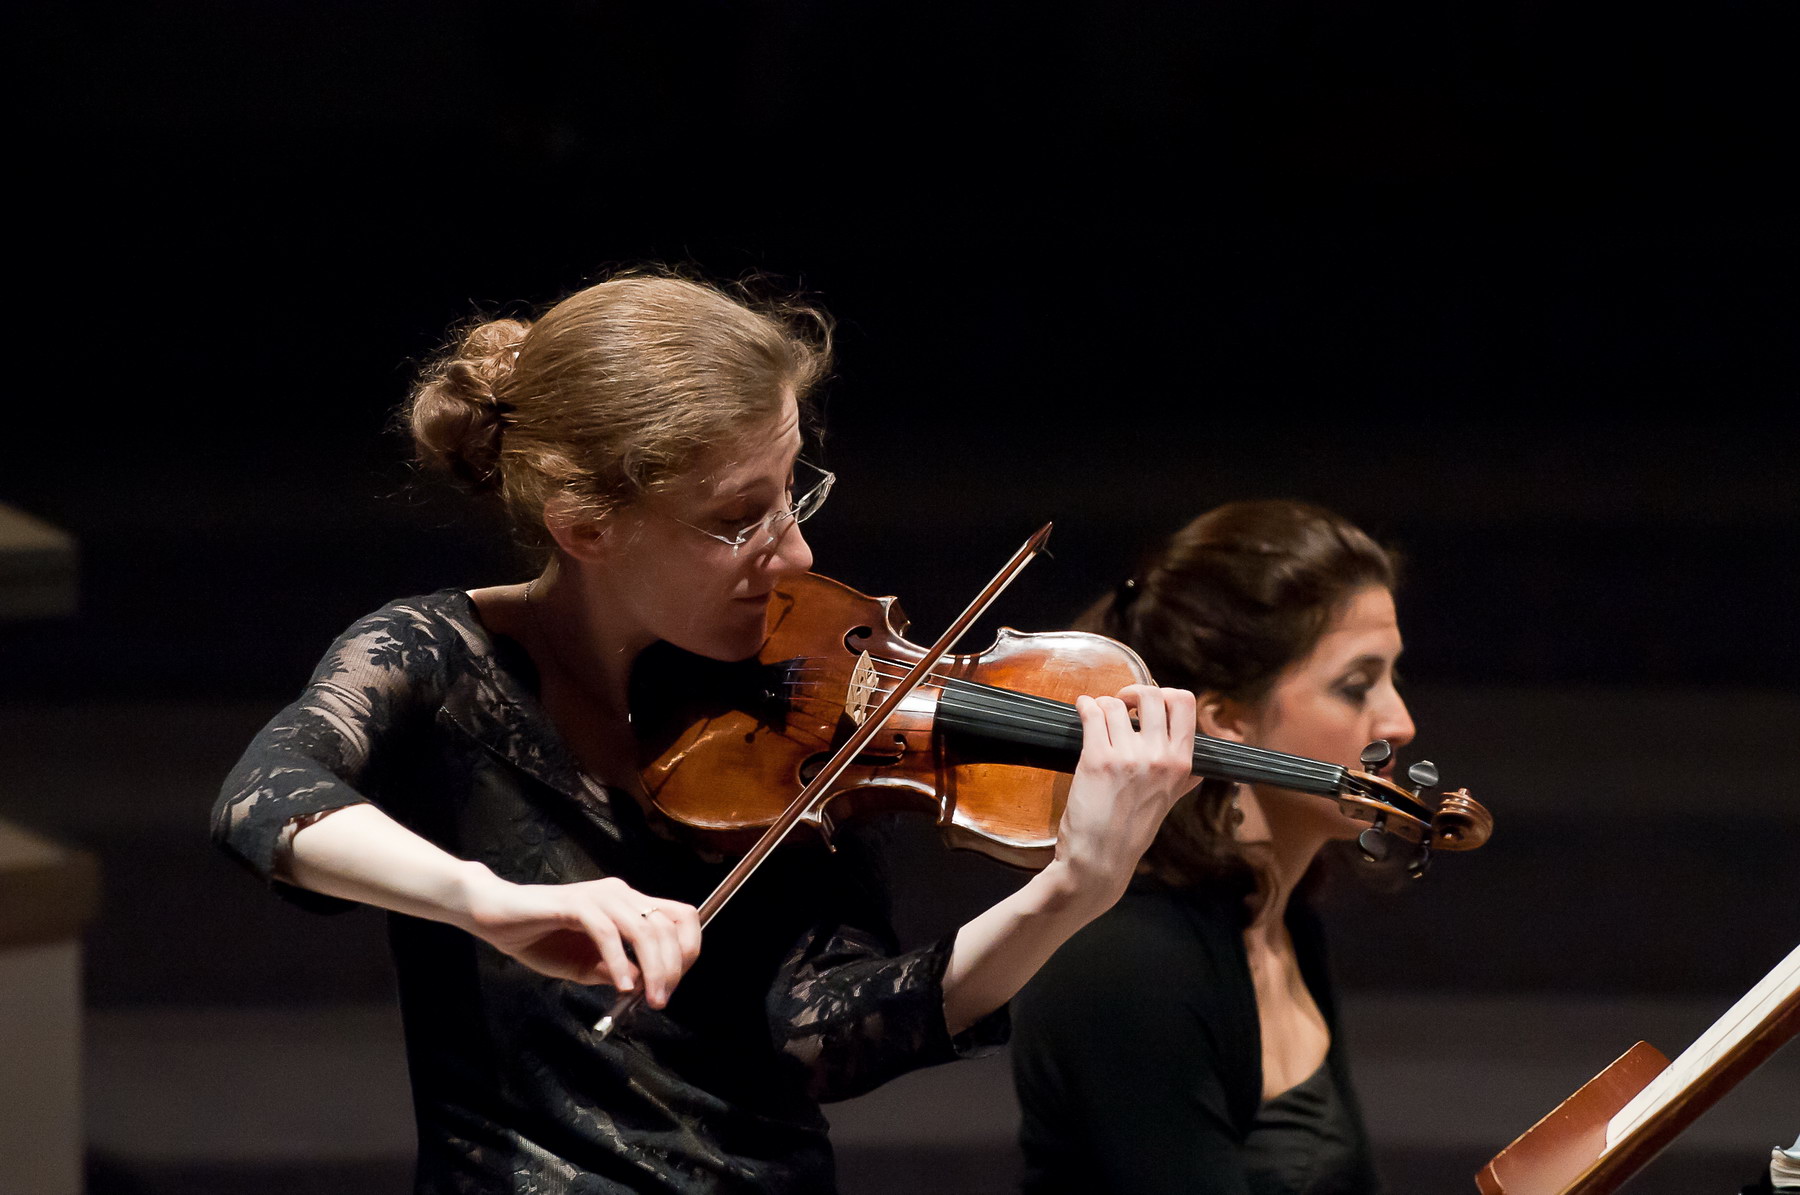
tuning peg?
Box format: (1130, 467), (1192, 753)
(1359, 740), (1393, 771)
(1357, 811), (1391, 864)
(1406, 760), (1440, 793)
(1407, 845), (1433, 880)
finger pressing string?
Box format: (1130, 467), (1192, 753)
(1129, 686), (1169, 738)
(784, 663), (1346, 785)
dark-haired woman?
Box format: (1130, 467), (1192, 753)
(210, 272), (1199, 1194)
(1010, 500), (1411, 1195)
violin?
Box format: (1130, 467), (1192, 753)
(632, 528), (1491, 875)
(599, 525), (1492, 1035)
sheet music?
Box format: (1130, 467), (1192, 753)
(1604, 941), (1800, 1149)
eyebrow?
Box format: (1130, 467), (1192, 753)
(700, 459), (801, 510)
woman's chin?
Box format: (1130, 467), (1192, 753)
(683, 607), (771, 662)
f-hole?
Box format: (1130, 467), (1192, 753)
(799, 752), (831, 784)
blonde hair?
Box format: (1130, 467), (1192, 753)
(406, 271), (832, 546)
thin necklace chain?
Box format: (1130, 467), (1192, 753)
(522, 576), (545, 647)
(524, 575), (562, 644)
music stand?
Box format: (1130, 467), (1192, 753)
(1477, 943), (1800, 1195)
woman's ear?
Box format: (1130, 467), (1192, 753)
(542, 496), (609, 563)
(1197, 692), (1254, 742)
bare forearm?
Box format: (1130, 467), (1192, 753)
(941, 860), (1112, 1036)
(282, 804), (491, 931)
(281, 804), (702, 1000)
(943, 686), (1199, 1035)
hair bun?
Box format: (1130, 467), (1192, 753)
(408, 317), (531, 493)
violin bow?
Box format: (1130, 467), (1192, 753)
(596, 522), (1056, 1037)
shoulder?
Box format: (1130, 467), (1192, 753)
(1017, 887), (1248, 1028)
(344, 589), (485, 643)
(1051, 886), (1243, 973)
(1012, 885), (1264, 1132)
(294, 590), (504, 711)
(321, 590), (489, 670)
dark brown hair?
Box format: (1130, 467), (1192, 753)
(1077, 499), (1398, 909)
(404, 270), (833, 547)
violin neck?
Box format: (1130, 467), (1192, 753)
(935, 679), (1350, 797)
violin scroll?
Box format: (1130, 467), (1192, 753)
(1431, 787), (1494, 849)
(1340, 738), (1492, 878)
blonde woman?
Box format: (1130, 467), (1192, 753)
(212, 271), (1199, 1194)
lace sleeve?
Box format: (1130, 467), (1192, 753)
(768, 921), (1010, 1104)
(209, 597), (461, 908)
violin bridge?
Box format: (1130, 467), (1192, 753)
(844, 650), (879, 727)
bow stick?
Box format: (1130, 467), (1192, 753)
(596, 522), (1056, 1037)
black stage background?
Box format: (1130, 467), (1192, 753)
(10, 0), (1798, 699)
(5, 2), (1798, 1192)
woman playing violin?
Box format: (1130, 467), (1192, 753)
(1010, 500), (1413, 1195)
(210, 270), (1199, 1194)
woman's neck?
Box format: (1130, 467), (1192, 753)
(526, 558), (649, 720)
(1236, 787), (1330, 944)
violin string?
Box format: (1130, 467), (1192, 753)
(846, 660), (1347, 783)
(946, 692), (1345, 792)
(768, 681), (1417, 815)
(780, 659), (1348, 788)
(780, 655), (1339, 785)
(771, 661), (1427, 820)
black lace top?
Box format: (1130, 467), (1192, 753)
(211, 589), (1006, 1194)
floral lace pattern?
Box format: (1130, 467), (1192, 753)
(212, 590), (1006, 1194)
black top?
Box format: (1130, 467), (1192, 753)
(1010, 885), (1381, 1195)
(211, 590), (1005, 1195)
(1243, 1060), (1364, 1195)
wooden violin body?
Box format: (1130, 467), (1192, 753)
(632, 571), (1492, 872)
(636, 571), (1154, 867)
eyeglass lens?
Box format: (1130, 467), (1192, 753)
(728, 464), (833, 548)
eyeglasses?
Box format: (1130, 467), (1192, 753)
(666, 459), (836, 551)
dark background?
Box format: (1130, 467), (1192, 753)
(9, 0), (1799, 700)
(5, 1), (1798, 1192)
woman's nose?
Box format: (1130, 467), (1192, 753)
(1377, 692), (1416, 752)
(759, 518), (814, 577)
